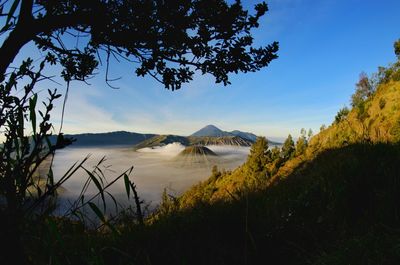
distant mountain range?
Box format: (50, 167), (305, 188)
(52, 131), (156, 147)
(133, 135), (254, 150)
(191, 125), (257, 141)
(56, 125), (280, 148)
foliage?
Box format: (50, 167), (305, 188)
(334, 106), (350, 124)
(0, 57), (73, 263)
(210, 165), (222, 181)
(295, 132), (307, 156)
(307, 128), (313, 139)
(379, 97), (386, 109)
(0, 0), (278, 89)
(281, 134), (295, 160)
(356, 100), (370, 122)
(395, 39), (400, 59)
(245, 136), (270, 178)
(369, 41), (400, 87)
(351, 72), (374, 108)
(0, 59), (138, 260)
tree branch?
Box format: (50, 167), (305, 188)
(0, 11), (91, 81)
(18, 0), (33, 24)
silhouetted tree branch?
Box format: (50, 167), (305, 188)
(0, 0), (278, 89)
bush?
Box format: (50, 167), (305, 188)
(379, 98), (386, 110)
(351, 72), (374, 108)
(356, 101), (370, 122)
(335, 107), (350, 124)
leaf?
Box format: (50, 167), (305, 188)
(29, 94), (37, 134)
(47, 218), (62, 242)
(37, 186), (42, 198)
(124, 174), (130, 199)
(72, 209), (85, 223)
(47, 167), (54, 187)
(83, 168), (106, 211)
(17, 108), (24, 137)
(105, 191), (118, 213)
(44, 135), (52, 150)
(6, 0), (21, 26)
(88, 202), (105, 223)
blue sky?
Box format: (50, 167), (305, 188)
(6, 0), (400, 140)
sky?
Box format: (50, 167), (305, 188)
(4, 0), (400, 141)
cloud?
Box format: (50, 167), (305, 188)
(53, 145), (250, 209)
(49, 85), (134, 134)
(137, 143), (185, 156)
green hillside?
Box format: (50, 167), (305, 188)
(309, 80), (400, 149)
(173, 68), (400, 206)
(274, 78), (400, 183)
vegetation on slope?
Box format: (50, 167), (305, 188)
(173, 41), (400, 205)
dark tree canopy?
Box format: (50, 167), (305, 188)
(0, 0), (279, 89)
(394, 39), (400, 59)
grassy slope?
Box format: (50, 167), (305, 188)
(308, 80), (400, 149)
(180, 80), (400, 204)
(274, 80), (400, 182)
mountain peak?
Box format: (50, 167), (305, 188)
(190, 125), (231, 137)
(204, 124), (220, 130)
(190, 125), (260, 142)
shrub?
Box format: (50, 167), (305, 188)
(379, 98), (386, 110)
(335, 107), (350, 124)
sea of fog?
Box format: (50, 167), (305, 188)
(52, 143), (250, 215)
